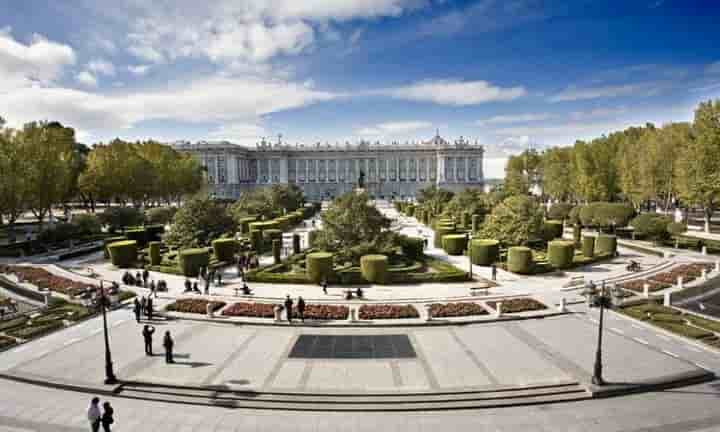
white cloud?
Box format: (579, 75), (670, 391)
(127, 44), (165, 63)
(0, 29), (76, 92)
(76, 70), (98, 87)
(549, 82), (666, 102)
(87, 59), (115, 76)
(204, 20), (315, 63)
(127, 64), (151, 76)
(356, 120), (432, 138)
(208, 123), (269, 145)
(569, 107), (628, 120)
(386, 79), (526, 106)
(476, 113), (550, 126)
(93, 37), (117, 53)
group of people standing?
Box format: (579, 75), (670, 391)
(122, 270), (166, 298)
(132, 296), (154, 322)
(283, 295), (306, 323)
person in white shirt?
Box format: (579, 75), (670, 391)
(87, 397), (101, 432)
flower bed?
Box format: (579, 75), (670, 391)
(358, 304), (419, 320)
(222, 302), (276, 318)
(620, 279), (671, 293)
(7, 320), (65, 340)
(486, 298), (547, 313)
(165, 299), (226, 314)
(650, 263), (714, 285)
(0, 265), (94, 297)
(429, 302), (488, 318)
(293, 304), (349, 320)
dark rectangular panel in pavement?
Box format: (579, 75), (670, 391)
(288, 335), (416, 359)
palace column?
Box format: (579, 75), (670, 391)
(280, 158), (288, 183)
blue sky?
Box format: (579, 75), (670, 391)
(1, 0), (719, 178)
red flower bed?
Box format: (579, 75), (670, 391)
(650, 263), (714, 285)
(222, 302), (276, 318)
(358, 304), (419, 320)
(292, 304), (349, 320)
(486, 298), (547, 313)
(621, 279), (670, 292)
(0, 265), (94, 297)
(429, 302), (488, 318)
(166, 298), (226, 314)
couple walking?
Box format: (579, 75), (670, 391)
(87, 397), (114, 431)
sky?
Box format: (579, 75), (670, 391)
(1, 0), (719, 178)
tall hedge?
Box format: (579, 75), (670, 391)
(306, 252), (334, 283)
(103, 236), (127, 259)
(360, 254), (388, 284)
(273, 239), (282, 264)
(292, 233), (301, 255)
(148, 241), (162, 266)
(442, 234), (468, 255)
(212, 238), (238, 262)
(596, 234), (617, 255)
(579, 236), (594, 258)
(507, 246), (533, 274)
(400, 236), (424, 259)
(179, 248), (210, 277)
(542, 220), (564, 241)
(470, 239), (499, 266)
(547, 240), (574, 269)
(108, 240), (138, 268)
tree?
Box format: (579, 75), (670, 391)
(230, 184), (304, 222)
(631, 213), (672, 243)
(0, 124), (28, 236)
(541, 147), (574, 202)
(676, 100), (720, 233)
(505, 150), (542, 196)
(442, 188), (487, 219)
(479, 195), (544, 246)
(164, 197), (236, 248)
(416, 185), (454, 215)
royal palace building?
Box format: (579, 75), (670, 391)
(172, 133), (484, 200)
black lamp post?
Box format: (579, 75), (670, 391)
(100, 281), (117, 385)
(592, 281), (611, 386)
(466, 233), (472, 279)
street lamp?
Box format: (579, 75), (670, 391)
(465, 232), (473, 279)
(99, 281), (117, 385)
(592, 281), (612, 386)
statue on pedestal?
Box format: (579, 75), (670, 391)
(358, 170), (365, 189)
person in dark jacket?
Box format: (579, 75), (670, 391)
(133, 298), (141, 323)
(146, 297), (154, 320)
(184, 278), (191, 292)
(140, 296), (147, 316)
(101, 401), (114, 432)
(163, 331), (174, 363)
(284, 295), (293, 323)
(142, 325), (155, 355)
(142, 269), (149, 287)
(297, 296), (306, 323)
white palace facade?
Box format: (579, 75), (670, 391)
(172, 133), (484, 201)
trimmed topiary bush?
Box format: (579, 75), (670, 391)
(179, 248), (210, 277)
(573, 224), (581, 245)
(434, 225), (457, 248)
(360, 254), (388, 284)
(292, 233), (301, 255)
(471, 214), (480, 233)
(249, 220), (280, 234)
(273, 239), (282, 264)
(547, 240), (574, 269)
(596, 234), (617, 255)
(400, 236), (424, 259)
(250, 230), (262, 254)
(306, 252), (334, 283)
(263, 228), (282, 246)
(108, 240), (138, 268)
(442, 234), (468, 255)
(631, 213), (673, 243)
(547, 203), (574, 221)
(145, 224), (165, 242)
(212, 238), (238, 262)
(103, 236), (127, 259)
(461, 212), (471, 229)
(667, 222), (687, 237)
(507, 246), (533, 274)
(582, 236), (595, 258)
(149, 241), (162, 265)
(542, 220), (564, 241)
(124, 228), (147, 247)
(470, 239), (499, 266)
(238, 216), (258, 234)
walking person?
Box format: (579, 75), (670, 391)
(146, 297), (154, 321)
(150, 280), (157, 298)
(297, 296), (306, 323)
(87, 397), (101, 432)
(491, 264), (497, 281)
(163, 331), (174, 364)
(204, 273), (210, 294)
(133, 298), (141, 323)
(142, 269), (149, 288)
(284, 295), (293, 323)
(101, 401), (114, 432)
(322, 279), (327, 295)
(142, 324), (155, 355)
(140, 296), (147, 316)
(184, 278), (192, 293)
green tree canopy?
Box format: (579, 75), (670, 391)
(164, 197), (237, 248)
(479, 195), (544, 246)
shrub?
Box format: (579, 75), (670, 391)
(212, 238), (238, 262)
(581, 236), (595, 258)
(250, 230), (263, 254)
(434, 226), (458, 248)
(124, 228), (147, 247)
(306, 252), (334, 283)
(573, 224), (581, 245)
(145, 224), (165, 242)
(360, 254), (388, 284)
(596, 234), (617, 255)
(108, 240), (137, 268)
(547, 203), (574, 221)
(461, 212), (471, 228)
(99, 206), (145, 232)
(470, 239), (499, 266)
(148, 241), (162, 265)
(273, 239), (282, 264)
(178, 248), (210, 277)
(547, 240), (574, 269)
(292, 233), (301, 254)
(72, 214), (102, 236)
(542, 220), (564, 241)
(263, 229), (283, 247)
(578, 202), (634, 230)
(507, 246), (532, 274)
(145, 207), (177, 225)
(631, 213), (673, 242)
(443, 234), (468, 255)
(400, 236), (424, 259)
(249, 220), (280, 233)
(308, 230), (320, 248)
(37, 223), (77, 244)
(667, 222), (687, 237)
(103, 236), (127, 259)
(166, 298), (225, 314)
(471, 214), (481, 233)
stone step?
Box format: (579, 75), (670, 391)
(116, 382), (589, 411)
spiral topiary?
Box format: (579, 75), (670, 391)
(360, 254), (388, 284)
(470, 239), (499, 266)
(547, 240), (575, 269)
(108, 240), (138, 268)
(178, 248), (210, 277)
(148, 241), (162, 266)
(306, 252), (334, 283)
(212, 238), (238, 262)
(442, 234), (468, 255)
(507, 246), (533, 274)
(596, 234), (617, 256)
(582, 236), (595, 258)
